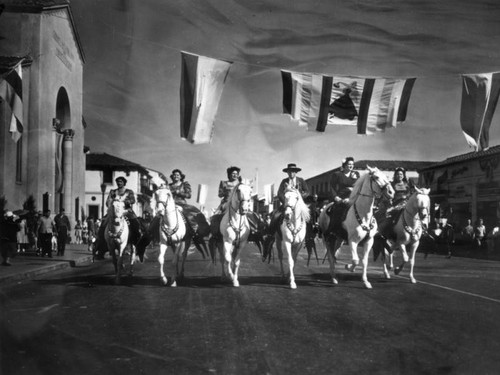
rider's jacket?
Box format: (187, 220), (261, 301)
(106, 188), (136, 211)
(391, 180), (411, 206)
(169, 181), (192, 205)
(218, 179), (240, 204)
(330, 170), (359, 201)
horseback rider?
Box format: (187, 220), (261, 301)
(269, 163), (310, 234)
(376, 167), (412, 236)
(168, 169), (210, 238)
(210, 166), (262, 237)
(325, 157), (359, 236)
(95, 176), (142, 259)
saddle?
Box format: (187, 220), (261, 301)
(326, 202), (349, 240)
(377, 208), (404, 242)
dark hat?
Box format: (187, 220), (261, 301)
(115, 176), (127, 184)
(170, 169), (186, 181)
(283, 163), (301, 173)
(395, 167), (406, 173)
(226, 166), (241, 175)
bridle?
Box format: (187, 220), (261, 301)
(283, 191), (305, 243)
(401, 194), (429, 240)
(354, 173), (392, 233)
(107, 200), (127, 245)
(227, 184), (251, 242)
(157, 190), (181, 239)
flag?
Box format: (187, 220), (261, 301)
(197, 184), (208, 205)
(460, 72), (500, 151)
(180, 51), (232, 144)
(281, 70), (416, 134)
(264, 183), (274, 205)
(0, 60), (24, 142)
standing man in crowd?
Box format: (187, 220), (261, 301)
(36, 209), (56, 258)
(54, 208), (71, 256)
(0, 211), (19, 266)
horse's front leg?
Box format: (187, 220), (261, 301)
(232, 240), (245, 288)
(324, 236), (339, 285)
(158, 243), (168, 285)
(170, 241), (184, 287)
(408, 241), (419, 284)
(345, 239), (360, 273)
(275, 236), (286, 281)
(179, 238), (191, 281)
(283, 240), (296, 289)
(223, 240), (236, 285)
(128, 244), (136, 277)
(394, 243), (409, 276)
(360, 238), (374, 289)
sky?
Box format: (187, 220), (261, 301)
(70, 0), (500, 212)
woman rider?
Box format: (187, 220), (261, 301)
(327, 156), (360, 235)
(169, 169), (209, 238)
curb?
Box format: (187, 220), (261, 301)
(0, 254), (94, 286)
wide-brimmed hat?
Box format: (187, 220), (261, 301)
(283, 163), (301, 173)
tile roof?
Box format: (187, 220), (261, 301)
(419, 144), (500, 171)
(86, 153), (149, 175)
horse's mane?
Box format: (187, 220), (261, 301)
(348, 172), (370, 204)
(285, 188), (310, 222)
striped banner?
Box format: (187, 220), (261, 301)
(282, 70), (416, 135)
(460, 72), (500, 151)
(180, 52), (232, 144)
(0, 61), (24, 142)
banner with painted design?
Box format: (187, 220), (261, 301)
(282, 70), (416, 135)
(180, 52), (232, 144)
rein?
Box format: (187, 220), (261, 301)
(157, 194), (182, 240)
(401, 201), (427, 240)
(227, 184), (250, 246)
(352, 176), (383, 233)
(284, 199), (305, 243)
(107, 207), (127, 245)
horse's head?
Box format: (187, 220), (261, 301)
(155, 187), (174, 216)
(109, 199), (126, 224)
(283, 188), (310, 222)
(411, 187), (431, 228)
(283, 188), (301, 220)
(232, 182), (252, 214)
(365, 166), (394, 201)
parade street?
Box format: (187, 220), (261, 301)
(1, 241), (500, 375)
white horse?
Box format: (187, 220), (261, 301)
(318, 167), (395, 289)
(218, 181), (253, 287)
(373, 187), (430, 283)
(156, 187), (190, 287)
(276, 188), (311, 289)
(105, 199), (135, 284)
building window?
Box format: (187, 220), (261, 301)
(103, 170), (113, 184)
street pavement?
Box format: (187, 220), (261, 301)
(0, 243), (94, 286)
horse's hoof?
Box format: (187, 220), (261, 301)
(345, 264), (355, 272)
(364, 281), (373, 289)
(384, 272), (391, 280)
(233, 280), (240, 287)
(394, 267), (401, 276)
(388, 266), (393, 271)
(332, 278), (338, 285)
(290, 281), (297, 289)
(161, 277), (168, 286)
(171, 280), (177, 287)
(410, 277), (417, 284)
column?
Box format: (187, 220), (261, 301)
(62, 129), (75, 218)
